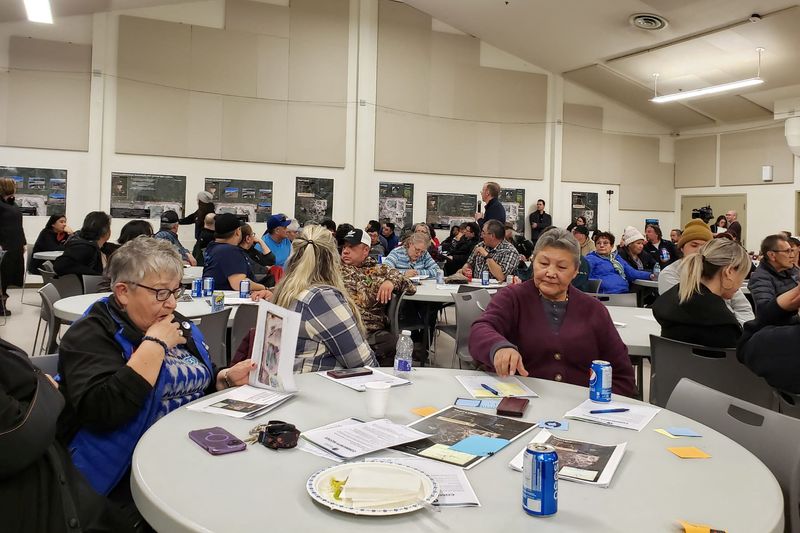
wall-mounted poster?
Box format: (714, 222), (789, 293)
(110, 172), (186, 219)
(571, 192), (599, 231)
(295, 177), (334, 225)
(205, 178), (273, 223)
(426, 192), (477, 230)
(378, 182), (414, 232)
(499, 188), (525, 232)
(0, 166), (67, 216)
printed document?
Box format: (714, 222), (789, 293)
(186, 385), (293, 419)
(301, 419), (430, 459)
(455, 374), (538, 398)
(564, 399), (660, 431)
(316, 367), (411, 391)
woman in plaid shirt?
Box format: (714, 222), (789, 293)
(271, 225), (377, 373)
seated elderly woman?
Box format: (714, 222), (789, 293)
(585, 231), (654, 294)
(57, 237), (254, 503)
(383, 232), (440, 278)
(653, 238), (749, 348)
(469, 228), (636, 396)
(270, 224), (377, 372)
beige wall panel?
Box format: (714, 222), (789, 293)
(187, 93), (223, 159)
(225, 0), (289, 37)
(454, 66), (546, 123)
(10, 36), (91, 71)
(376, 0), (430, 114)
(426, 118), (478, 176)
(288, 0), (349, 103)
(374, 109), (432, 173)
(720, 127), (794, 185)
(286, 102), (346, 167)
(190, 26), (257, 98)
(116, 79), (188, 156)
(561, 104), (604, 183)
(675, 136), (716, 188)
(118, 16), (190, 89)
(221, 96), (287, 163)
(431, 32), (479, 66)
(0, 72), (8, 143)
(499, 124), (546, 179)
(617, 135), (674, 211)
(256, 35), (289, 100)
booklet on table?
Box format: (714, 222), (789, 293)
(564, 399), (661, 431)
(187, 301), (299, 419)
(300, 419), (430, 460)
(316, 367), (411, 391)
(455, 374), (538, 398)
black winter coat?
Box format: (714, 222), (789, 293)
(653, 284), (742, 348)
(53, 234), (104, 278)
(0, 198), (26, 288)
(738, 299), (800, 393)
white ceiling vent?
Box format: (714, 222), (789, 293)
(629, 13), (669, 31)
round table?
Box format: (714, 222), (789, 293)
(181, 266), (204, 285)
(632, 278), (659, 289)
(52, 292), (242, 324)
(607, 306), (659, 357)
(404, 279), (505, 303)
(32, 250), (63, 261)
(131, 369), (783, 532)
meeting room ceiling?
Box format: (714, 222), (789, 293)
(0, 0), (195, 22)
(402, 0), (800, 131)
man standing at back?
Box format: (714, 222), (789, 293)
(475, 181), (506, 229)
(155, 210), (196, 265)
(748, 234), (800, 314)
(528, 199), (552, 245)
(726, 210), (742, 243)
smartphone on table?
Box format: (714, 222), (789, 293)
(188, 427), (247, 455)
(327, 368), (374, 379)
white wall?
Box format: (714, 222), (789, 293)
(1, 0), (681, 252)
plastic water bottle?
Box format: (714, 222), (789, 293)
(436, 268), (445, 285)
(394, 330), (413, 377)
(652, 263), (660, 279)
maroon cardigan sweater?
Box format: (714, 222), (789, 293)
(469, 282), (637, 397)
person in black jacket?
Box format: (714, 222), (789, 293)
(29, 215), (74, 274)
(738, 283), (800, 393)
(54, 211), (112, 279)
(0, 177), (25, 315)
(644, 224), (679, 268)
(747, 234), (800, 314)
(239, 223), (276, 287)
(444, 222), (479, 275)
(528, 199), (552, 245)
(653, 238), (750, 348)
(616, 226), (656, 272)
(505, 223), (534, 280)
(178, 191), (215, 241)
(475, 181), (506, 229)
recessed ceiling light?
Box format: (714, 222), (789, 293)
(629, 13), (668, 31)
(23, 0), (53, 24)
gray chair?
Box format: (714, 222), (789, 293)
(451, 289), (491, 368)
(649, 335), (776, 409)
(29, 353), (59, 375)
(667, 378), (800, 533)
(231, 304), (259, 360)
(37, 284), (63, 354)
(387, 293), (430, 366)
(52, 274), (83, 299)
(198, 308), (232, 368)
(585, 279), (601, 293)
(776, 390), (800, 420)
(587, 292), (637, 307)
(0, 250), (5, 324)
(38, 266), (56, 287)
(82, 275), (104, 294)
(20, 246), (34, 305)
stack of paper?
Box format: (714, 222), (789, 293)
(186, 385), (294, 419)
(455, 375), (538, 398)
(301, 419), (430, 459)
(564, 399), (660, 431)
(316, 367), (411, 391)
(337, 467), (424, 509)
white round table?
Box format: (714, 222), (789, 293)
(607, 306), (659, 357)
(404, 279), (505, 303)
(181, 266), (204, 285)
(632, 278), (659, 289)
(52, 292), (241, 324)
(131, 369), (783, 532)
(32, 250), (63, 261)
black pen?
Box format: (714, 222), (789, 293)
(589, 408), (630, 414)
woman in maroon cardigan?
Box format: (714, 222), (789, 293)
(469, 228), (636, 397)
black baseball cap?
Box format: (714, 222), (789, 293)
(573, 226), (589, 237)
(343, 229), (371, 247)
(215, 213), (244, 236)
(160, 210), (179, 224)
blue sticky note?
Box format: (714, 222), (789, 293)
(537, 419), (570, 431)
(666, 427), (702, 437)
(449, 435), (510, 456)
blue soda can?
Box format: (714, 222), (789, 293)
(211, 291), (225, 312)
(202, 276), (215, 297)
(523, 444), (558, 517)
(481, 270), (490, 286)
(192, 279), (203, 298)
(239, 279), (251, 298)
(589, 360), (612, 403)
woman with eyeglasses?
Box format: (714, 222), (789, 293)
(56, 237), (254, 526)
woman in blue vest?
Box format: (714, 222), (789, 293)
(56, 237), (254, 528)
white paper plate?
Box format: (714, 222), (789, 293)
(306, 460), (439, 516)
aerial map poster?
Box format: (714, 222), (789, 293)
(110, 172), (186, 219)
(295, 177), (334, 225)
(571, 191), (599, 231)
(426, 192), (477, 230)
(0, 166), (67, 216)
(499, 188), (525, 232)
(205, 178), (273, 223)
(378, 182), (414, 232)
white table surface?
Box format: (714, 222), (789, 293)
(607, 306), (660, 357)
(181, 266), (204, 284)
(130, 368), (784, 533)
(32, 250), (63, 260)
(53, 292), (241, 324)
(404, 279), (505, 303)
(632, 278), (659, 289)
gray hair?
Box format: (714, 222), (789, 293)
(406, 232), (430, 248)
(533, 227), (581, 268)
(108, 236), (183, 285)
(160, 221), (178, 232)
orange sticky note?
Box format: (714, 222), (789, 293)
(668, 446), (711, 459)
(678, 519), (727, 533)
(411, 406), (438, 417)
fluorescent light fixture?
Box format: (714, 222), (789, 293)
(650, 77), (764, 103)
(24, 0), (53, 24)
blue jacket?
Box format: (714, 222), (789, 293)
(585, 251), (650, 294)
(64, 298), (213, 495)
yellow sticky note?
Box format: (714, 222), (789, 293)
(411, 406), (438, 417)
(655, 428), (680, 439)
(678, 519), (727, 533)
(419, 444), (474, 465)
(668, 446), (711, 459)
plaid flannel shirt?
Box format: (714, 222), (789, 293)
(465, 239), (519, 279)
(341, 257), (417, 334)
(288, 286), (377, 373)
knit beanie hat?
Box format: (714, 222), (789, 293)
(621, 226), (645, 246)
(678, 219), (713, 249)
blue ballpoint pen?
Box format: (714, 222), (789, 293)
(589, 408), (630, 414)
(481, 383), (500, 395)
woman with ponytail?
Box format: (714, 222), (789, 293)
(653, 238), (750, 348)
(271, 224), (377, 373)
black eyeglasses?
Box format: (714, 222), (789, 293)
(772, 249), (797, 255)
(127, 282), (184, 301)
